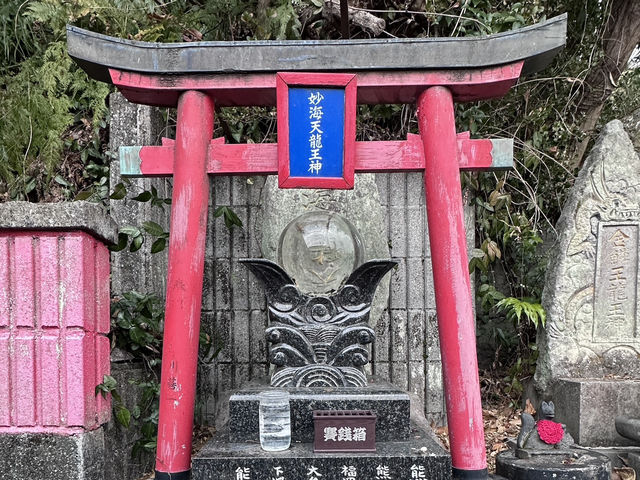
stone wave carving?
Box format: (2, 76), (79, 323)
(241, 258), (396, 387)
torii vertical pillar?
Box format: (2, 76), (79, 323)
(419, 87), (487, 477)
(155, 91), (214, 479)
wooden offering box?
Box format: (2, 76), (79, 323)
(313, 410), (376, 453)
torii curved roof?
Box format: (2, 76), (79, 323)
(67, 14), (566, 84)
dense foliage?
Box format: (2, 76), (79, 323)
(1, 0), (639, 403)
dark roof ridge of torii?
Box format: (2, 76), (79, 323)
(67, 13), (566, 84)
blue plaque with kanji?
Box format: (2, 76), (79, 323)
(276, 73), (356, 189)
(288, 87), (345, 178)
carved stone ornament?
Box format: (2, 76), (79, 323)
(241, 258), (396, 387)
(516, 401), (575, 458)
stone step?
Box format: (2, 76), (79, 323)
(228, 380), (410, 443)
(193, 422), (450, 480)
(616, 417), (640, 443)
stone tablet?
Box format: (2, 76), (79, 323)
(535, 120), (640, 392)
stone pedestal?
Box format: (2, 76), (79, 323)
(228, 380), (410, 443)
(0, 429), (105, 480)
(193, 380), (450, 480)
(549, 379), (640, 447)
(0, 202), (118, 480)
(496, 450), (610, 480)
(193, 422), (450, 480)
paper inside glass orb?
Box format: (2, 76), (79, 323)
(278, 211), (365, 294)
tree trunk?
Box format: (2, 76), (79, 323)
(256, 0), (271, 40)
(572, 0), (640, 169)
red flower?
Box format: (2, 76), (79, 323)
(537, 419), (564, 444)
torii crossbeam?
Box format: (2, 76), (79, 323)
(67, 15), (566, 480)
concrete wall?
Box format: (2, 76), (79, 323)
(107, 93), (169, 480)
(108, 93), (170, 298)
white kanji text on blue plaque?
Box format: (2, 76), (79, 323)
(288, 87), (345, 178)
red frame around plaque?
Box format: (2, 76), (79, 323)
(276, 72), (356, 189)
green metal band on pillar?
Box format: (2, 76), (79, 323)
(489, 138), (514, 170)
(119, 146), (143, 176)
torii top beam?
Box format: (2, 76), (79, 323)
(67, 14), (566, 107)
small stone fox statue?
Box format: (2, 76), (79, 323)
(517, 401), (574, 450)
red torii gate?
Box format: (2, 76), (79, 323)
(68, 15), (566, 480)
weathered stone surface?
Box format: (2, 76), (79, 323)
(103, 359), (154, 480)
(550, 379), (640, 447)
(616, 416), (640, 443)
(0, 429), (105, 480)
(228, 379), (410, 443)
(193, 421), (450, 480)
(68, 15), (566, 81)
(622, 107), (640, 151)
(496, 449), (610, 480)
(535, 120), (640, 392)
(629, 452), (640, 477)
(108, 92), (170, 297)
(259, 174), (391, 334)
(0, 200), (118, 244)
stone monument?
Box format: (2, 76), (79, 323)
(192, 212), (451, 478)
(534, 119), (640, 447)
(248, 209), (392, 388)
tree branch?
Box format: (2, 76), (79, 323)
(572, 0), (640, 169)
(324, 0), (385, 37)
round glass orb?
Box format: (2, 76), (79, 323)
(277, 211), (364, 294)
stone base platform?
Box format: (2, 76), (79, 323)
(229, 380), (410, 443)
(547, 379), (640, 447)
(0, 429), (105, 480)
(193, 422), (450, 480)
(586, 447), (640, 469)
(496, 449), (610, 480)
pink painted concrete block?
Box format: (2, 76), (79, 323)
(14, 332), (36, 426)
(0, 231), (111, 434)
(37, 236), (60, 329)
(60, 235), (88, 330)
(95, 334), (111, 425)
(64, 333), (86, 428)
(14, 236), (35, 328)
(40, 334), (61, 426)
(0, 238), (10, 328)
(95, 243), (111, 335)
(0, 332), (9, 426)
